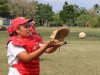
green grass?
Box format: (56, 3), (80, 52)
(0, 27), (100, 75)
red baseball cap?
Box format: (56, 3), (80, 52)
(7, 17), (32, 35)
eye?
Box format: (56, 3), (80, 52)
(29, 22), (32, 25)
(22, 24), (30, 28)
(21, 22), (31, 28)
(24, 25), (30, 28)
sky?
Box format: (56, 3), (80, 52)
(37, 0), (100, 13)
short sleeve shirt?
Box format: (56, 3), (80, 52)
(7, 41), (26, 65)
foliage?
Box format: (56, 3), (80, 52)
(8, 0), (37, 18)
(93, 4), (100, 14)
(49, 19), (63, 27)
(49, 13), (63, 27)
(59, 1), (78, 25)
(75, 13), (91, 27)
(0, 0), (100, 28)
(88, 15), (100, 27)
(36, 3), (54, 26)
(0, 0), (10, 18)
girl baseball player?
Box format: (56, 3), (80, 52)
(7, 17), (61, 75)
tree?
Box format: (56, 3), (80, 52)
(36, 3), (54, 26)
(88, 15), (100, 27)
(8, 0), (37, 18)
(59, 1), (78, 25)
(74, 7), (91, 27)
(87, 4), (100, 27)
(93, 4), (100, 14)
(49, 13), (63, 27)
(0, 0), (10, 18)
(75, 14), (91, 27)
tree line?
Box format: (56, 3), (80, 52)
(0, 0), (100, 27)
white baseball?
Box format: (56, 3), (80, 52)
(79, 32), (86, 39)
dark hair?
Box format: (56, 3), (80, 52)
(9, 33), (13, 37)
(9, 32), (17, 37)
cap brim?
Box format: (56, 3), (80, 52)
(28, 19), (33, 22)
(20, 19), (33, 25)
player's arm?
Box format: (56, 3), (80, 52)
(17, 43), (48, 62)
(17, 41), (59, 62)
(45, 46), (59, 53)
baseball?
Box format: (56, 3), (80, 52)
(79, 32), (86, 39)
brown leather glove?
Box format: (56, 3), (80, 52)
(50, 27), (70, 46)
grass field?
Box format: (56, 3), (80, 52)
(0, 27), (100, 75)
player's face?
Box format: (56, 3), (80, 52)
(16, 22), (31, 38)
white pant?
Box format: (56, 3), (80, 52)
(8, 67), (21, 75)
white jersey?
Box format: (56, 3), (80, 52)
(7, 41), (42, 75)
(7, 41), (26, 75)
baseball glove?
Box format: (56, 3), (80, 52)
(50, 27), (70, 45)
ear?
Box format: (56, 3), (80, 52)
(16, 29), (20, 34)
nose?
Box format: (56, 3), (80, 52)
(27, 27), (30, 31)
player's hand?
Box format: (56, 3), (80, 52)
(46, 40), (61, 48)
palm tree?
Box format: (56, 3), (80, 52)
(93, 4), (100, 14)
